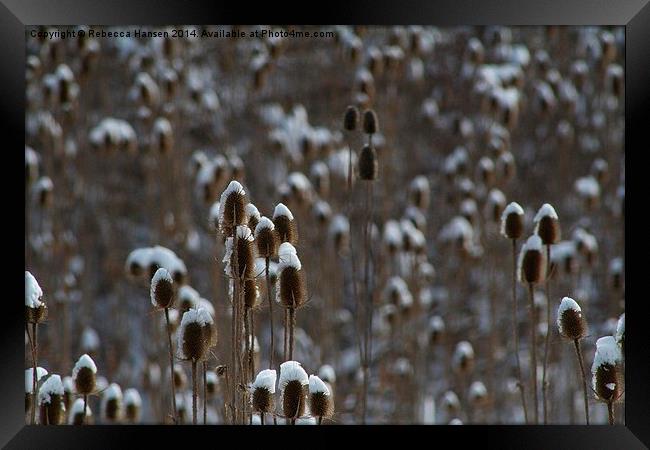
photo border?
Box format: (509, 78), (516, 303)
(4, 0), (647, 447)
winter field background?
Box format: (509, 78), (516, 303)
(24, 25), (625, 425)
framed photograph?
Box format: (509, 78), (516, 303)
(4, 0), (647, 448)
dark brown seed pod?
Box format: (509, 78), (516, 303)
(273, 204), (298, 245)
(557, 297), (587, 341)
(592, 337), (623, 403)
(243, 278), (260, 309)
(308, 375), (333, 419)
(231, 226), (256, 280)
(500, 202), (524, 240)
(150, 268), (174, 309)
(278, 266), (306, 309)
(39, 396), (65, 425)
(282, 380), (306, 419)
(358, 144), (378, 180)
(252, 387), (274, 413)
(178, 308), (213, 362)
(219, 181), (248, 236)
(255, 217), (279, 258)
(180, 322), (207, 361)
(534, 204), (560, 245)
(344, 105), (360, 131)
(519, 236), (546, 284)
(74, 367), (96, 395)
(452, 341), (475, 375)
(25, 304), (48, 324)
(362, 109), (379, 135)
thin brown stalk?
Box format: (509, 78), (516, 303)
(265, 256), (274, 368)
(164, 308), (178, 424)
(202, 361), (207, 425)
(542, 244), (552, 424)
(511, 239), (528, 424)
(192, 360), (197, 425)
(528, 283), (539, 424)
(573, 339), (590, 425)
(288, 305), (296, 360)
(250, 311), (256, 379)
(26, 322), (38, 425)
(244, 307), (250, 383)
(83, 394), (88, 425)
(284, 308), (289, 361)
(607, 401), (614, 425)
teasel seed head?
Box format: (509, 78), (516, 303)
(229, 225), (256, 280)
(72, 353), (97, 395)
(38, 374), (65, 425)
(329, 214), (350, 255)
(452, 341), (475, 375)
(534, 203), (560, 245)
(344, 105), (359, 131)
(101, 383), (123, 423)
(246, 203), (261, 231)
(409, 175), (430, 210)
(26, 367), (48, 414)
(251, 369), (277, 413)
(244, 278), (260, 309)
(218, 180), (248, 237)
(124, 388), (142, 423)
(496, 151), (515, 183)
(609, 257), (623, 291)
(518, 235), (546, 285)
(273, 203), (298, 245)
(591, 336), (623, 403)
(25, 271), (48, 324)
(486, 189), (506, 223)
(177, 307), (214, 362)
(150, 268), (174, 310)
(557, 297), (587, 341)
(279, 361), (309, 420)
(442, 390), (461, 415)
(429, 315), (445, 345)
(362, 109), (379, 135)
(255, 217), (279, 258)
(69, 397), (92, 425)
(309, 375), (334, 419)
(358, 143), (378, 180)
(468, 381), (488, 408)
(277, 243), (306, 309)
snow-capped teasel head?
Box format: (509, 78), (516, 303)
(469, 381), (488, 405)
(452, 341), (475, 374)
(409, 175), (430, 209)
(253, 369), (277, 394)
(500, 201), (524, 239)
(208, 201), (221, 230)
(38, 374), (64, 405)
(25, 367), (48, 393)
(557, 296), (587, 341)
(442, 390), (460, 412)
(81, 326), (100, 353)
(309, 375), (334, 421)
(277, 242), (301, 272)
(273, 202), (294, 221)
(72, 353), (98, 396)
(273, 203), (298, 244)
(236, 224), (255, 241)
(534, 203), (560, 245)
(69, 397), (92, 424)
(218, 180), (248, 235)
(251, 369), (277, 414)
(150, 267), (174, 309)
(486, 188), (506, 222)
(280, 361), (309, 421)
(177, 307), (214, 361)
(255, 216), (279, 259)
(178, 285), (200, 310)
(591, 336), (624, 403)
(255, 216), (275, 234)
(25, 271), (46, 316)
(101, 383), (123, 423)
(124, 388), (142, 423)
(125, 247), (154, 278)
(518, 235), (546, 285)
(383, 220), (403, 252)
(246, 203), (261, 230)
(279, 361), (309, 389)
(318, 365), (336, 384)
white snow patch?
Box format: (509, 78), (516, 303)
(279, 361), (309, 389)
(273, 203), (294, 221)
(124, 388), (142, 407)
(255, 217), (275, 236)
(25, 367), (48, 393)
(253, 369), (277, 393)
(308, 375), (330, 395)
(25, 271), (44, 308)
(592, 336), (622, 372)
(534, 203), (558, 222)
(38, 374), (64, 404)
(72, 354), (98, 380)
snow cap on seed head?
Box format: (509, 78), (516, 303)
(279, 361), (309, 389)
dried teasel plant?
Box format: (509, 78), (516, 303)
(25, 271), (47, 425)
(273, 203), (298, 245)
(38, 374), (65, 425)
(255, 216), (279, 368)
(279, 361), (309, 424)
(251, 369), (276, 424)
(72, 353), (97, 425)
(309, 375), (334, 424)
(534, 203), (560, 423)
(557, 297), (589, 424)
(591, 336), (624, 424)
(277, 243), (306, 361)
(124, 388), (142, 424)
(101, 383), (123, 424)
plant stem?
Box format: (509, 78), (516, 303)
(289, 306), (295, 360)
(83, 394), (88, 425)
(250, 311), (256, 379)
(244, 307), (250, 383)
(607, 401), (614, 425)
(511, 239), (528, 424)
(528, 283), (538, 424)
(573, 339), (590, 425)
(164, 308), (178, 424)
(265, 256), (274, 369)
(318, 416), (323, 425)
(192, 360), (197, 425)
(202, 361), (207, 425)
(284, 308), (289, 361)
(542, 244), (552, 424)
(26, 322), (38, 425)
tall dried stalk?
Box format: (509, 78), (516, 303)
(361, 181), (374, 424)
(542, 244), (552, 423)
(26, 322), (38, 425)
(527, 283), (538, 424)
(191, 360), (198, 425)
(265, 256), (274, 368)
(573, 339), (590, 424)
(202, 361), (208, 425)
(511, 239), (528, 423)
(164, 308), (178, 424)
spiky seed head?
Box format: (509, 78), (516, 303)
(518, 235), (546, 285)
(25, 271), (48, 324)
(358, 144), (378, 180)
(244, 278), (260, 309)
(282, 380), (307, 420)
(124, 389), (142, 423)
(278, 266), (306, 309)
(557, 297), (587, 341)
(72, 354), (97, 395)
(177, 308), (213, 362)
(219, 180), (248, 236)
(255, 217), (278, 258)
(273, 204), (298, 245)
(150, 268), (174, 309)
(534, 203), (560, 245)
(251, 369), (277, 413)
(102, 383), (123, 423)
(500, 202), (524, 239)
(362, 109), (379, 134)
(592, 336), (623, 403)
(343, 105), (359, 131)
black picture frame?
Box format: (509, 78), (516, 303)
(4, 0), (647, 448)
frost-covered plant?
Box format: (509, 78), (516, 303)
(25, 367), (47, 416)
(25, 271), (47, 424)
(251, 369), (276, 423)
(73, 353), (97, 425)
(279, 361), (309, 424)
(101, 383), (123, 423)
(273, 203), (298, 245)
(124, 388), (142, 423)
(38, 374), (65, 425)
(591, 336), (623, 424)
(309, 375), (333, 424)
(557, 297), (589, 424)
